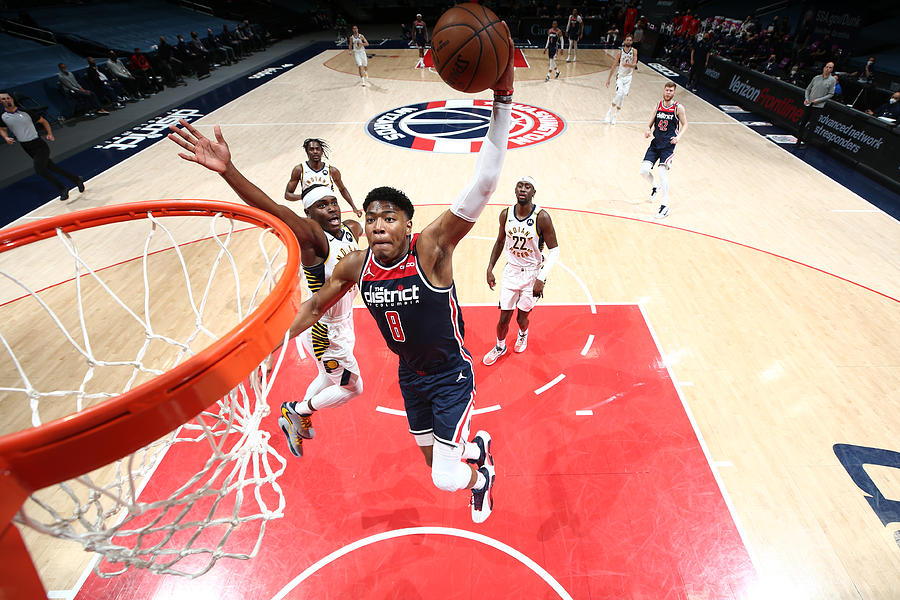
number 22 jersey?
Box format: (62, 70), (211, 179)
(359, 234), (471, 374)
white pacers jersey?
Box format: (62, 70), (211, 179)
(299, 160), (335, 192)
(303, 224), (358, 321)
(504, 204), (544, 270)
(617, 47), (636, 77)
(350, 34), (365, 51)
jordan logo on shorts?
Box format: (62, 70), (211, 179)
(456, 371), (466, 382)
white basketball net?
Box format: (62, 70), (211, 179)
(0, 211), (291, 578)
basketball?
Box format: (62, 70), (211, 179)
(430, 3), (510, 93)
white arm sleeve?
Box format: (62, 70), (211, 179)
(537, 245), (559, 281)
(449, 101), (512, 223)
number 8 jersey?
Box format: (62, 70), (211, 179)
(359, 234), (472, 374)
(504, 204), (544, 269)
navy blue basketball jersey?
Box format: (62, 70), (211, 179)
(359, 234), (472, 373)
(546, 29), (562, 52)
(652, 101), (679, 146)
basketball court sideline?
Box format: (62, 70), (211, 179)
(1, 46), (898, 600)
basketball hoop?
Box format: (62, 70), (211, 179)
(0, 200), (301, 596)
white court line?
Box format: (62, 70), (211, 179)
(714, 461), (734, 468)
(830, 209), (880, 213)
(568, 120), (740, 125)
(637, 303), (760, 572)
(473, 404), (502, 415)
(679, 381), (695, 387)
(295, 336), (306, 359)
(580, 334), (595, 356)
(575, 410), (593, 416)
(375, 406), (406, 416)
(218, 121), (366, 126)
(269, 526), (574, 600)
(534, 374), (565, 395)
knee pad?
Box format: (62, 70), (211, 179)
(431, 443), (469, 492)
(639, 161), (653, 176)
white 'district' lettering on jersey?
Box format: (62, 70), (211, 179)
(364, 285), (421, 305)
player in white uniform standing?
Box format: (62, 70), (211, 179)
(285, 138), (363, 216)
(604, 34), (638, 125)
(483, 176), (560, 366)
(349, 25), (369, 85)
(565, 9), (583, 62)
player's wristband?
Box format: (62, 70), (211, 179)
(493, 88), (514, 103)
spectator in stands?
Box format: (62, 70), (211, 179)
(157, 36), (186, 81)
(400, 23), (411, 44)
(188, 32), (214, 66)
(866, 91), (900, 121)
(106, 51), (149, 98)
(797, 61), (835, 147)
(84, 57), (127, 107)
(176, 34), (208, 76)
(606, 25), (619, 45)
(1, 91), (85, 200)
(785, 64), (803, 86)
(762, 54), (780, 77)
(850, 57), (876, 85)
(688, 32), (711, 91)
(129, 48), (164, 92)
(217, 26), (242, 60)
(56, 63), (108, 117)
(240, 20), (264, 51)
(222, 25), (246, 58)
(204, 28), (235, 65)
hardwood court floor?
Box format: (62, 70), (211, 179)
(3, 48), (899, 598)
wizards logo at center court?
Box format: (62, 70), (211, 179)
(366, 99), (565, 154)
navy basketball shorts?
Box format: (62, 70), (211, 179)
(548, 46), (558, 60)
(398, 360), (475, 448)
(643, 142), (676, 168)
(415, 35), (426, 48)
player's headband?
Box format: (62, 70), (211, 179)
(517, 176), (537, 189)
(302, 184), (336, 210)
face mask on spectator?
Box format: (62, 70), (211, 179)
(891, 98), (898, 104)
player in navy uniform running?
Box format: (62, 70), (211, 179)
(169, 26), (515, 523)
(413, 13), (428, 68)
(565, 9), (583, 62)
(167, 128), (365, 458)
(640, 82), (687, 219)
(544, 20), (563, 81)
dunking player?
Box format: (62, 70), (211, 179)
(413, 13), (428, 68)
(285, 138), (363, 217)
(169, 27), (515, 523)
(165, 127), (365, 457)
(565, 9), (583, 63)
(604, 34), (638, 125)
(544, 20), (563, 81)
(640, 82), (687, 219)
(483, 176), (559, 366)
(349, 25), (369, 85)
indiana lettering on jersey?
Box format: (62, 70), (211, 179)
(363, 284), (421, 305)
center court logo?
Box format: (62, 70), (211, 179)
(366, 100), (565, 153)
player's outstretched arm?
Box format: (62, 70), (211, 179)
(673, 104), (687, 143)
(606, 50), (620, 86)
(485, 208), (508, 290)
(283, 250), (365, 340)
(419, 24), (514, 258)
(331, 166), (363, 217)
(168, 119), (326, 254)
(533, 211), (559, 298)
(284, 164), (303, 202)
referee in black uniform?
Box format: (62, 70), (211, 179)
(1, 91), (84, 200)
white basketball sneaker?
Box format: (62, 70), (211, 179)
(514, 331), (528, 353)
(482, 344), (507, 366)
(656, 204), (669, 219)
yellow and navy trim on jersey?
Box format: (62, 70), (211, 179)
(311, 321), (330, 359)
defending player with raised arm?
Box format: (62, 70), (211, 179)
(223, 26), (515, 524)
(640, 81), (688, 219)
(605, 34), (638, 125)
(483, 176), (559, 366)
(167, 125), (365, 459)
(284, 138), (363, 217)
